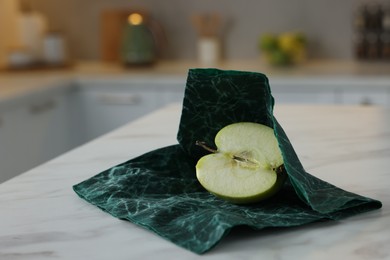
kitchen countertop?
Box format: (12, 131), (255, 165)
(0, 103), (388, 259)
(70, 59), (390, 77)
(1, 59), (390, 103)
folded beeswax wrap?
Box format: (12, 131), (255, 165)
(73, 69), (382, 254)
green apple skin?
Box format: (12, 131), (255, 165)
(196, 122), (286, 204)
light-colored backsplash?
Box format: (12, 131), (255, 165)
(18, 0), (388, 61)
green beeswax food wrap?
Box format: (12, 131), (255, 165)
(73, 69), (382, 254)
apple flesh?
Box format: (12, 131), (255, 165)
(195, 122), (286, 204)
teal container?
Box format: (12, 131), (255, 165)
(121, 20), (156, 66)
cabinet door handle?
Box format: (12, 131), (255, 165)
(360, 97), (373, 106)
(98, 94), (141, 105)
(29, 100), (57, 115)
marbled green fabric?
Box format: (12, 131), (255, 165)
(177, 69), (274, 160)
(73, 69), (382, 254)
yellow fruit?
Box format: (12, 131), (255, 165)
(278, 33), (305, 54)
(259, 33), (278, 51)
(268, 49), (291, 66)
(290, 47), (306, 63)
(259, 32), (307, 66)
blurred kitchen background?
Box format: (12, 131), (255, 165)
(0, 0), (389, 63)
(1, 0), (390, 183)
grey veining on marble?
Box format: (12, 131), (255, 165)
(0, 103), (389, 259)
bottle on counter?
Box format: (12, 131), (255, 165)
(43, 31), (67, 65)
(353, 2), (390, 61)
(381, 33), (390, 60)
(191, 13), (223, 66)
(16, 4), (47, 63)
(354, 33), (368, 59)
(366, 32), (381, 59)
(368, 3), (384, 31)
(383, 5), (390, 31)
(354, 4), (367, 31)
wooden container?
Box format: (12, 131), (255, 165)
(100, 9), (129, 62)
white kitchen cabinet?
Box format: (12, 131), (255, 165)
(272, 90), (337, 104)
(337, 79), (390, 106)
(0, 84), (77, 183)
(21, 88), (76, 163)
(0, 108), (20, 183)
(341, 91), (389, 106)
(76, 77), (185, 141)
(271, 77), (390, 106)
(0, 76), (185, 183)
(78, 88), (160, 140)
(271, 79), (340, 104)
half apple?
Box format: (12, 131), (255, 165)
(196, 122), (286, 204)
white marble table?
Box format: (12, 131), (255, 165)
(0, 104), (388, 259)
